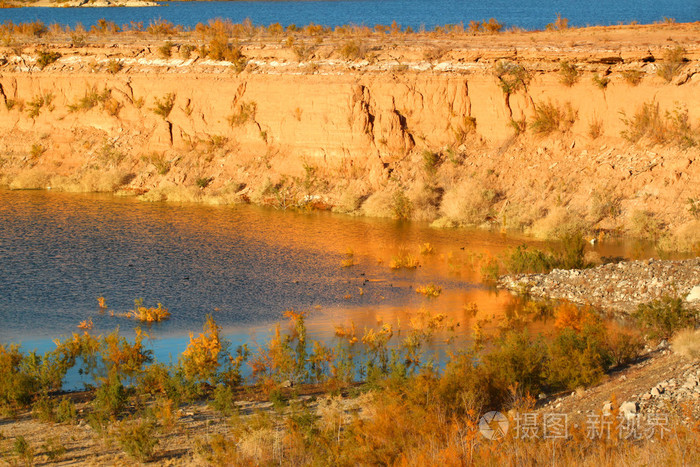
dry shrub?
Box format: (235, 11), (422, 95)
(439, 180), (496, 226)
(671, 328), (700, 359)
(406, 182), (440, 221)
(140, 185), (202, 203)
(8, 170), (50, 190)
(60, 170), (130, 193)
(338, 39), (366, 60)
(530, 101), (577, 135)
(657, 220), (700, 253)
(622, 102), (698, 147)
(529, 207), (586, 240)
(656, 46), (686, 82)
(332, 179), (368, 214)
(361, 187), (395, 218)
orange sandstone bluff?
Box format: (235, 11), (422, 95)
(0, 22), (698, 249)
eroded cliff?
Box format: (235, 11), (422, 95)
(0, 22), (698, 249)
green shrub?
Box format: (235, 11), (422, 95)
(31, 394), (55, 422)
(211, 384), (237, 416)
(152, 93), (176, 119)
(68, 86), (111, 112)
(391, 189), (412, 220)
(494, 60), (531, 95)
(13, 436), (34, 466)
(634, 296), (698, 341)
(559, 60), (579, 86)
(56, 397), (77, 424)
(484, 330), (549, 396)
(42, 437), (67, 462)
(117, 418), (159, 462)
(36, 49), (61, 69)
(93, 372), (127, 418)
(196, 177), (212, 189)
(26, 93), (54, 119)
(0, 344), (38, 410)
(547, 324), (612, 390)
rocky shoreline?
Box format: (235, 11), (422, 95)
(498, 258), (700, 313)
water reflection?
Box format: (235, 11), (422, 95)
(0, 189), (641, 359)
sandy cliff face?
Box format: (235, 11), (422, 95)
(0, 23), (698, 248)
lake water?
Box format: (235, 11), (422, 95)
(0, 0), (697, 31)
(0, 188), (646, 364)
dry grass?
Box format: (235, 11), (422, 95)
(530, 100), (577, 135)
(671, 328), (700, 359)
(439, 180), (496, 226)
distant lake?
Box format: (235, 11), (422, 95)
(0, 0), (697, 30)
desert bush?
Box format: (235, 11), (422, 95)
(622, 69), (643, 86)
(605, 328), (644, 366)
(338, 39), (366, 60)
(559, 60), (579, 86)
(56, 397), (77, 423)
(0, 344), (39, 410)
(547, 323), (612, 390)
(484, 330), (549, 396)
(196, 177), (212, 189)
(129, 299), (170, 322)
(180, 44), (195, 59)
(415, 284), (441, 298)
(439, 180), (497, 226)
(181, 314), (224, 385)
(26, 93), (54, 118)
(633, 295), (698, 341)
(42, 436), (67, 462)
(494, 60), (531, 95)
(657, 46), (687, 82)
(116, 417), (159, 462)
(13, 436), (34, 466)
(390, 249), (419, 269)
(438, 352), (506, 414)
(151, 93), (176, 119)
(588, 117), (604, 139)
(93, 371), (128, 417)
(31, 394), (55, 422)
(592, 73), (610, 89)
(530, 101), (577, 135)
(391, 189), (412, 220)
(546, 13), (569, 31)
(36, 49), (61, 69)
(68, 86), (111, 112)
(629, 209), (663, 241)
(228, 101), (257, 126)
(158, 41), (174, 58)
(211, 384), (237, 416)
(505, 232), (589, 274)
(106, 58), (123, 74)
(623, 102), (698, 147)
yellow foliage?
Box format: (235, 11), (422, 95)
(129, 299), (170, 323)
(553, 301), (596, 331)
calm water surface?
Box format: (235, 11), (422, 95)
(0, 0), (697, 30)
(0, 189), (641, 364)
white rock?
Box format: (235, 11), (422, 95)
(686, 285), (700, 302)
(620, 401), (638, 420)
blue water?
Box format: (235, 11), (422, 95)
(0, 0), (697, 31)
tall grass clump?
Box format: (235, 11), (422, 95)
(656, 46), (687, 82)
(152, 93), (176, 119)
(530, 101), (577, 135)
(621, 102), (697, 147)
